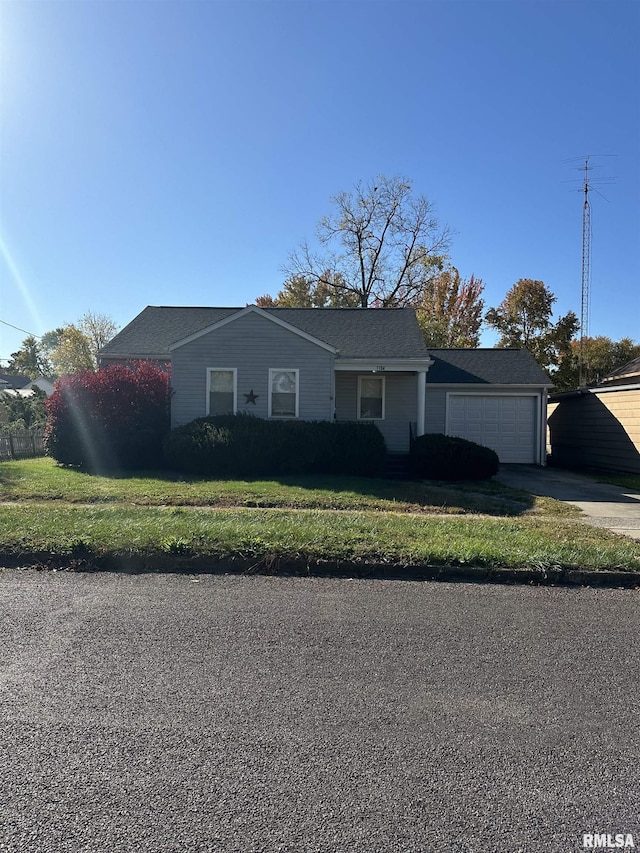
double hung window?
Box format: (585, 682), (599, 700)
(207, 369), (237, 415)
(358, 375), (385, 420)
(269, 369), (299, 418)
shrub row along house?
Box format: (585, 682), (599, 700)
(99, 305), (551, 464)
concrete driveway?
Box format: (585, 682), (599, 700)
(496, 465), (640, 540)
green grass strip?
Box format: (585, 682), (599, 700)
(1, 505), (638, 571)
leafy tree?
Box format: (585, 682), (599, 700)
(255, 273), (360, 308)
(8, 313), (119, 379)
(0, 387), (47, 430)
(553, 336), (640, 391)
(283, 175), (452, 308)
(44, 361), (171, 472)
(485, 279), (579, 376)
(40, 328), (65, 354)
(48, 314), (118, 374)
(7, 336), (52, 379)
(415, 267), (484, 347)
(50, 326), (94, 375)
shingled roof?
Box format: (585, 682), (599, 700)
(99, 307), (552, 386)
(0, 372), (31, 390)
(99, 306), (431, 361)
(425, 348), (552, 386)
(598, 355), (640, 386)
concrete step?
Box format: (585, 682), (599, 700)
(383, 454), (413, 480)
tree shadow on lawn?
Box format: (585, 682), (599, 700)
(29, 454), (539, 517)
(271, 473), (538, 517)
(94, 467), (537, 517)
(0, 464), (23, 489)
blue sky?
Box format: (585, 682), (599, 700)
(1, 0), (638, 364)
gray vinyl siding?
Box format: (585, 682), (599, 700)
(424, 388), (447, 433)
(171, 311), (334, 426)
(548, 388), (640, 474)
(335, 372), (417, 453)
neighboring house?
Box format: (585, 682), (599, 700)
(0, 389), (36, 399)
(0, 376), (54, 400)
(597, 355), (640, 387)
(548, 356), (640, 474)
(24, 377), (56, 396)
(0, 372), (30, 391)
(99, 305), (551, 463)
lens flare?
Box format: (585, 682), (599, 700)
(0, 232), (44, 334)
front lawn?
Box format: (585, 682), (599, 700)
(0, 457), (575, 517)
(1, 458), (638, 573)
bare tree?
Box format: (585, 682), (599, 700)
(284, 176), (452, 308)
(78, 312), (119, 366)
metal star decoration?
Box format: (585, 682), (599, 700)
(244, 389), (259, 405)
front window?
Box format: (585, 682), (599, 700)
(269, 369), (299, 418)
(358, 375), (385, 419)
(207, 369), (236, 415)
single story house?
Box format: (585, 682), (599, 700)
(99, 305), (552, 464)
(548, 356), (640, 474)
(24, 377), (56, 396)
(0, 376), (55, 398)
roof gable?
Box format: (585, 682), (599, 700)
(168, 306), (339, 354)
(99, 305), (431, 361)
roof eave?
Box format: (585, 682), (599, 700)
(335, 357), (433, 371)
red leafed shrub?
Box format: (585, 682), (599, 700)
(44, 362), (171, 472)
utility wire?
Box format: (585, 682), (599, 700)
(0, 318), (38, 337)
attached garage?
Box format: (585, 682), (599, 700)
(424, 349), (552, 465)
(447, 394), (538, 464)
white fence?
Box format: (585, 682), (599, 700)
(0, 429), (45, 460)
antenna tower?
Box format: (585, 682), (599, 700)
(564, 154), (615, 386)
(579, 157), (591, 386)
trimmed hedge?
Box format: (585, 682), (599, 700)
(410, 433), (499, 480)
(163, 413), (386, 478)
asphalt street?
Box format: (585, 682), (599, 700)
(1, 569), (639, 853)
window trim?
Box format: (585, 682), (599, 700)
(206, 368), (237, 415)
(357, 374), (386, 420)
(268, 368), (299, 418)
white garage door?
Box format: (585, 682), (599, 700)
(447, 395), (538, 464)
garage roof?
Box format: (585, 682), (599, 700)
(426, 348), (552, 386)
